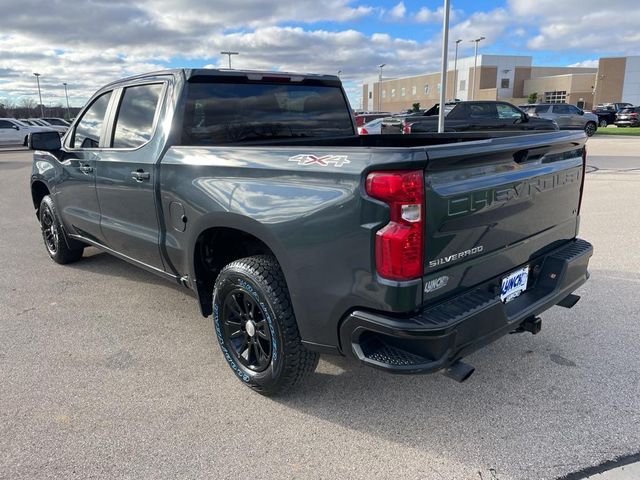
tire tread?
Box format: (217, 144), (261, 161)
(216, 255), (319, 395)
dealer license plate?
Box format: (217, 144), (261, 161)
(500, 266), (529, 303)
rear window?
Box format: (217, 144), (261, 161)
(182, 82), (354, 145)
(619, 108), (638, 114)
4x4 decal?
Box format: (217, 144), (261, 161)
(288, 154), (350, 167)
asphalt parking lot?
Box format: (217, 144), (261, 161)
(1, 136), (639, 480)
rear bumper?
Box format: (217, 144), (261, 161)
(339, 238), (593, 374)
(614, 120), (640, 127)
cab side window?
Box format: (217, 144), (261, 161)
(552, 105), (571, 115)
(111, 84), (163, 148)
(468, 103), (497, 119)
(72, 91), (113, 148)
(0, 120), (16, 129)
(497, 104), (523, 119)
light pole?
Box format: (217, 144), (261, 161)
(33, 72), (44, 117)
(453, 39), (462, 100)
(220, 51), (239, 69)
(470, 36), (485, 101)
(437, 0), (451, 133)
(377, 63), (385, 111)
(63, 82), (71, 120)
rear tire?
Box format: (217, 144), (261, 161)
(212, 255), (319, 395)
(39, 196), (84, 264)
(598, 119), (608, 127)
(585, 122), (596, 137)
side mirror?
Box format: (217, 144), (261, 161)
(578, 110), (584, 115)
(12, 125), (20, 130)
(29, 131), (62, 151)
(518, 113), (529, 123)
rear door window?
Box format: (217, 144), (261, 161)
(111, 83), (164, 148)
(552, 105), (572, 114)
(72, 91), (113, 148)
(182, 81), (354, 145)
(468, 103), (497, 119)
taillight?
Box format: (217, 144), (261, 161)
(365, 170), (424, 280)
(402, 121), (411, 134)
(578, 146), (586, 215)
(360, 127), (369, 135)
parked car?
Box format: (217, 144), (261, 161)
(0, 118), (56, 146)
(42, 117), (71, 128)
(27, 118), (68, 135)
(355, 112), (391, 127)
(29, 68), (592, 395)
(614, 106), (640, 127)
(592, 103), (633, 127)
(520, 103), (598, 136)
(357, 117), (385, 134)
(397, 101), (558, 134)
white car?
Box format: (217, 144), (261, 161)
(27, 118), (69, 135)
(0, 118), (57, 146)
(357, 117), (385, 135)
(43, 117), (71, 129)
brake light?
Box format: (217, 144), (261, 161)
(402, 121), (411, 134)
(366, 170), (424, 280)
(360, 127), (369, 135)
(578, 146), (587, 215)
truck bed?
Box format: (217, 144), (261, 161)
(159, 130), (586, 350)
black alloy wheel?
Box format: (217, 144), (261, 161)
(212, 255), (319, 395)
(585, 122), (597, 137)
(221, 288), (273, 371)
(40, 204), (59, 255)
(38, 195), (84, 264)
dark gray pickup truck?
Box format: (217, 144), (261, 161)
(29, 68), (593, 395)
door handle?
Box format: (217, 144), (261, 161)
(131, 170), (150, 182)
(79, 164), (93, 174)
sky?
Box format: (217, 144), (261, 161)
(0, 0), (639, 110)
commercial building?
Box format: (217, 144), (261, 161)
(592, 56), (640, 107)
(362, 55), (640, 112)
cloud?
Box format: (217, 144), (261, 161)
(0, 22), (440, 107)
(508, 0), (640, 54)
(415, 6), (460, 23)
(1, 0), (639, 109)
(568, 59), (599, 68)
(389, 2), (406, 20)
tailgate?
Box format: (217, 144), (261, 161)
(421, 131), (586, 302)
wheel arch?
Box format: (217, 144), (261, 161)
(189, 218), (289, 318)
(31, 180), (51, 217)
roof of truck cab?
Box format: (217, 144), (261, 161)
(101, 68), (341, 89)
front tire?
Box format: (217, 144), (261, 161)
(585, 121), (597, 137)
(39, 196), (84, 264)
(212, 255), (319, 395)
